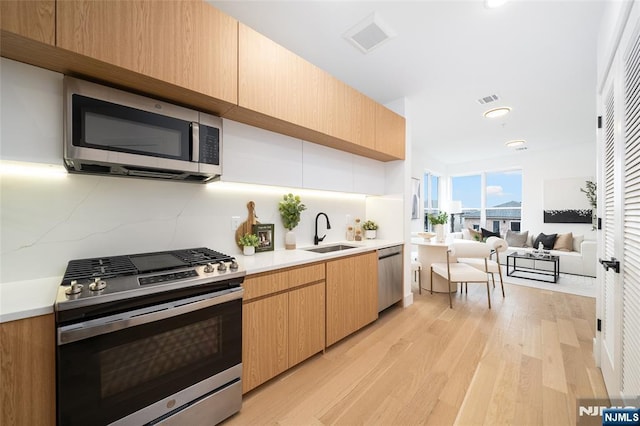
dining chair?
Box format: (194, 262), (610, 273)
(457, 236), (507, 299)
(430, 241), (493, 308)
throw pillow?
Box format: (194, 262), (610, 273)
(481, 228), (501, 241)
(505, 229), (529, 247)
(468, 228), (483, 241)
(553, 232), (573, 251)
(533, 232), (557, 250)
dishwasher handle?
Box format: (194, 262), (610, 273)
(378, 246), (402, 260)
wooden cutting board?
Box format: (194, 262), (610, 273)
(235, 201), (260, 248)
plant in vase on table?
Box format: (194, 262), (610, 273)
(362, 220), (378, 239)
(427, 212), (448, 242)
(238, 233), (260, 256)
(278, 193), (306, 249)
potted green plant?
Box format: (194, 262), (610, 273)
(581, 180), (597, 231)
(278, 193), (306, 249)
(362, 220), (378, 239)
(238, 233), (259, 256)
(427, 212), (448, 242)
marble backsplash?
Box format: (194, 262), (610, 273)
(0, 169), (367, 283)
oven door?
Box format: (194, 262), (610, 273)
(56, 289), (242, 426)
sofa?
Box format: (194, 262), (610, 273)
(451, 229), (597, 277)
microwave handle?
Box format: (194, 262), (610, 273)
(192, 122), (200, 162)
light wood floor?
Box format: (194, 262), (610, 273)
(224, 283), (608, 425)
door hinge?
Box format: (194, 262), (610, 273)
(597, 318), (602, 332)
(597, 116), (603, 129)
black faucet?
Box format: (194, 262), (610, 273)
(314, 212), (331, 245)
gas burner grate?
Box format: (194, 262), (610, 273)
(172, 247), (235, 265)
(62, 256), (137, 285)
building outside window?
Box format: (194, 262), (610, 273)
(423, 172), (439, 231)
(451, 174), (481, 232)
(452, 170), (522, 236)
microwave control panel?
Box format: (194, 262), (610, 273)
(199, 125), (220, 166)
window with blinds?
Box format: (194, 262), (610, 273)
(622, 19), (640, 397)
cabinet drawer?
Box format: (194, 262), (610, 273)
(243, 271), (289, 300)
(288, 263), (325, 289)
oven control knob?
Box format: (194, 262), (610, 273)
(89, 277), (106, 292)
(217, 262), (228, 272)
(204, 263), (215, 273)
(229, 260), (239, 271)
(65, 280), (83, 296)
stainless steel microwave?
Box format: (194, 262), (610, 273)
(63, 77), (222, 183)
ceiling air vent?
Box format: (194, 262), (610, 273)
(477, 94), (500, 105)
(344, 13), (395, 54)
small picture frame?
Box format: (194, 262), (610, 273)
(253, 224), (274, 252)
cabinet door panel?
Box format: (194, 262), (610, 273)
(289, 282), (325, 367)
(375, 104), (406, 160)
(326, 252), (378, 346)
(222, 119), (304, 187)
(56, 0), (237, 102)
(1, 0), (54, 44)
(0, 314), (55, 426)
(326, 256), (357, 346)
(355, 252), (379, 327)
(242, 294), (288, 393)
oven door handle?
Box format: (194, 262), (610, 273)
(58, 288), (243, 345)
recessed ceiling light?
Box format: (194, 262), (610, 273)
(486, 0), (508, 8)
(505, 139), (526, 148)
(484, 107), (511, 118)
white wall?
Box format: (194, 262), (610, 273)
(446, 142), (596, 239)
(0, 58), (376, 283)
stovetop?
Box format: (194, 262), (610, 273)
(55, 247), (245, 315)
(61, 247), (235, 284)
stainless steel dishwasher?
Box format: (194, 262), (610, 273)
(378, 245), (403, 312)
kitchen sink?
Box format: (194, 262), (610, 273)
(303, 244), (358, 254)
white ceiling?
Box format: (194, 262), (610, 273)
(209, 0), (605, 165)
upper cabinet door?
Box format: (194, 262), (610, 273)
(326, 78), (376, 151)
(375, 104), (406, 160)
(238, 23), (325, 131)
(56, 0), (238, 104)
(0, 0), (55, 44)
(237, 24), (398, 161)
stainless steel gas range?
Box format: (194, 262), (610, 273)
(54, 247), (245, 426)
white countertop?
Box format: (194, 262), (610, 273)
(0, 276), (61, 323)
(240, 239), (404, 274)
(0, 239), (404, 324)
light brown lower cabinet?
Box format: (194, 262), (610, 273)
(242, 263), (326, 393)
(288, 281), (325, 367)
(242, 292), (288, 393)
(326, 251), (378, 347)
(0, 313), (56, 426)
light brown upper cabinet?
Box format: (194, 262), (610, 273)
(0, 0), (55, 44)
(56, 0), (238, 106)
(234, 23), (403, 162)
(376, 104), (406, 159)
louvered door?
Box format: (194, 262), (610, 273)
(599, 74), (622, 396)
(597, 3), (640, 402)
(622, 14), (640, 398)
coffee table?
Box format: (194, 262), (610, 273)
(506, 251), (560, 283)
